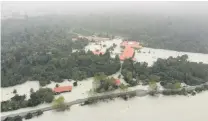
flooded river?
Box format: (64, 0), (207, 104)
(1, 38), (208, 120)
(25, 92), (208, 121)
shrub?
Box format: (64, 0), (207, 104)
(36, 110), (43, 116)
(25, 113), (33, 119)
(52, 96), (68, 111)
(3, 117), (13, 121)
(191, 91), (196, 96)
(118, 74), (121, 79)
(13, 89), (17, 94)
(73, 81), (78, 86)
(30, 88), (34, 93)
(55, 84), (59, 87)
(195, 87), (203, 93)
(39, 81), (47, 86)
(13, 116), (22, 121)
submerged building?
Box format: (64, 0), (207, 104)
(119, 46), (135, 61)
(120, 41), (142, 49)
(53, 86), (72, 94)
(92, 50), (104, 55)
(119, 41), (141, 61)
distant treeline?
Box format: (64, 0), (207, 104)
(3, 14), (208, 54)
(74, 14), (208, 53)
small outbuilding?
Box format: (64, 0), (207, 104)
(53, 86), (72, 94)
(115, 79), (121, 86)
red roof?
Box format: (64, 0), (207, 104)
(115, 79), (121, 85)
(120, 46), (134, 61)
(120, 41), (128, 46)
(92, 50), (104, 55)
(120, 41), (140, 48)
(53, 86), (72, 93)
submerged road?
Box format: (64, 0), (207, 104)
(2, 82), (208, 121)
(1, 89), (148, 121)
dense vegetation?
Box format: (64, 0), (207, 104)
(75, 14), (208, 53)
(92, 73), (120, 93)
(2, 15), (208, 88)
(121, 55), (208, 88)
(1, 88), (54, 112)
(3, 115), (23, 121)
(1, 18), (120, 87)
(52, 96), (68, 111)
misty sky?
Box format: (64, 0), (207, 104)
(2, 1), (208, 18)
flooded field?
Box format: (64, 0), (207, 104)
(85, 38), (208, 66)
(1, 38), (208, 118)
(24, 92), (208, 121)
(135, 47), (208, 66)
(0, 78), (93, 116)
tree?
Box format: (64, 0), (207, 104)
(25, 113), (33, 119)
(126, 71), (133, 81)
(30, 88), (34, 93)
(39, 80), (48, 87)
(191, 91), (196, 96)
(73, 81), (78, 86)
(13, 116), (23, 121)
(36, 110), (43, 116)
(2, 88), (54, 112)
(52, 96), (68, 111)
(119, 83), (128, 91)
(173, 82), (181, 89)
(118, 74), (121, 79)
(149, 80), (158, 92)
(13, 89), (17, 94)
(44, 94), (54, 103)
(3, 117), (13, 121)
(149, 75), (160, 82)
(55, 84), (59, 87)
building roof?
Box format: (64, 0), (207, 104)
(132, 58), (136, 61)
(115, 79), (121, 85)
(92, 50), (104, 55)
(119, 46), (134, 61)
(120, 41), (140, 48)
(53, 86), (72, 93)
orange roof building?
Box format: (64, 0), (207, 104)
(53, 86), (72, 93)
(132, 58), (136, 61)
(92, 50), (104, 55)
(119, 46), (135, 61)
(120, 41), (141, 49)
(115, 79), (121, 86)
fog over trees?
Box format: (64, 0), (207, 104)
(2, 2), (208, 53)
(1, 2), (208, 87)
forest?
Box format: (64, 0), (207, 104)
(1, 18), (120, 87)
(2, 14), (208, 88)
(3, 13), (208, 54)
(121, 55), (208, 88)
(75, 14), (208, 53)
